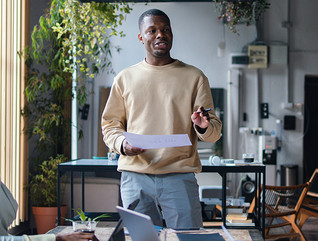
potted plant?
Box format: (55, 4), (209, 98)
(214, 0), (270, 33)
(30, 154), (68, 234)
(20, 0), (132, 234)
(66, 209), (109, 233)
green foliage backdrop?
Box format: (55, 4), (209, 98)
(21, 0), (132, 160)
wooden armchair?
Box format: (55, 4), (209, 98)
(298, 168), (318, 229)
(249, 183), (309, 241)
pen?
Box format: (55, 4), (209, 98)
(196, 108), (213, 114)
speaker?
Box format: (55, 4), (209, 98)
(284, 115), (296, 130)
(241, 176), (255, 203)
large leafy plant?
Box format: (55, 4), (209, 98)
(21, 0), (132, 161)
(22, 0), (131, 208)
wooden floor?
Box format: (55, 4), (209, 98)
(203, 217), (318, 240)
(301, 217), (318, 241)
(265, 217), (318, 241)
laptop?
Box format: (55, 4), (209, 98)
(116, 206), (160, 241)
(116, 205), (234, 241)
(108, 199), (140, 241)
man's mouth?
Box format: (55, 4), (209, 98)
(155, 42), (168, 48)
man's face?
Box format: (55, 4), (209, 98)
(138, 15), (173, 62)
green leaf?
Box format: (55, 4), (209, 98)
(92, 213), (110, 221)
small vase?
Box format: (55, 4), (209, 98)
(72, 220), (97, 233)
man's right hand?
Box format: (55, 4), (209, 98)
(122, 139), (146, 156)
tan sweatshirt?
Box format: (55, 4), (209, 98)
(101, 59), (222, 174)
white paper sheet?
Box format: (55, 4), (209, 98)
(123, 132), (192, 149)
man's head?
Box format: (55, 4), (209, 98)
(138, 9), (173, 66)
(138, 9), (170, 31)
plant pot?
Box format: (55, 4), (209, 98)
(32, 205), (67, 234)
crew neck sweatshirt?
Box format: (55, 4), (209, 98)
(102, 59), (222, 174)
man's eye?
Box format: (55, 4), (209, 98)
(148, 30), (156, 34)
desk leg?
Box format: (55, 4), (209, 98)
(262, 168), (266, 239)
(258, 172), (264, 224)
(257, 172), (261, 233)
(58, 167), (61, 225)
(82, 172), (85, 211)
(222, 173), (226, 227)
(256, 172), (260, 225)
(71, 171), (74, 219)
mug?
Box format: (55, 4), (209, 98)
(242, 153), (255, 162)
(209, 155), (221, 165)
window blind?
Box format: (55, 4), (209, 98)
(0, 0), (29, 226)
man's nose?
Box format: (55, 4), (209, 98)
(156, 30), (165, 38)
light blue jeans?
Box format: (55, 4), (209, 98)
(120, 171), (203, 229)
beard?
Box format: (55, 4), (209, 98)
(153, 50), (169, 57)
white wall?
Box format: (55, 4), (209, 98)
(260, 0), (318, 183)
(79, 1), (255, 159)
(75, 1), (318, 184)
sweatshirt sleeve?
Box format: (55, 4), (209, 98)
(101, 78), (127, 155)
(23, 234), (55, 241)
(193, 76), (222, 143)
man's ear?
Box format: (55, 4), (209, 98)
(138, 33), (144, 44)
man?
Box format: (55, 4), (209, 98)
(0, 181), (98, 241)
(101, 9), (222, 228)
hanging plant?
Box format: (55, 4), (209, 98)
(214, 0), (270, 33)
(53, 0), (132, 79)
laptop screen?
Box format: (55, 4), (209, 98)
(108, 199), (140, 241)
(116, 206), (160, 241)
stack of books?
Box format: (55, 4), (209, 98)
(226, 208), (254, 226)
(226, 213), (252, 223)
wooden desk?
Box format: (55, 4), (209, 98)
(58, 159), (265, 237)
(47, 226), (264, 241)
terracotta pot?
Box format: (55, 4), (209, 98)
(32, 205), (67, 234)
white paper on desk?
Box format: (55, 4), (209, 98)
(123, 132), (192, 149)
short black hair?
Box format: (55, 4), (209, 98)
(138, 9), (170, 30)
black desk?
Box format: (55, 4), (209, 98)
(57, 159), (265, 237)
(57, 159), (119, 224)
